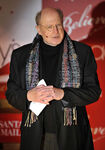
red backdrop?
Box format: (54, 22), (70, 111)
(0, 113), (22, 143)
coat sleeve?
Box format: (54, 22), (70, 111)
(6, 50), (30, 112)
(61, 45), (101, 107)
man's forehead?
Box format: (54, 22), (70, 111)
(41, 8), (58, 15)
(40, 8), (60, 23)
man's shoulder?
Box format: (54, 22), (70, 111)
(72, 40), (92, 55)
(13, 43), (32, 55)
(72, 40), (91, 49)
(11, 43), (32, 64)
(71, 40), (94, 63)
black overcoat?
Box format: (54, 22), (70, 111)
(6, 39), (101, 150)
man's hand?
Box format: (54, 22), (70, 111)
(27, 85), (55, 104)
(27, 85), (64, 104)
(53, 87), (64, 100)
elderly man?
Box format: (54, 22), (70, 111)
(6, 8), (101, 150)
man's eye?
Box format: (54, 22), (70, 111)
(57, 24), (62, 28)
(47, 26), (53, 29)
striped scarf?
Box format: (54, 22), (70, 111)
(25, 32), (80, 127)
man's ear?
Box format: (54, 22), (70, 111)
(36, 25), (42, 35)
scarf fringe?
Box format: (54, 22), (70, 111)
(64, 107), (77, 126)
(24, 111), (38, 127)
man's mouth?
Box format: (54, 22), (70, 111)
(52, 36), (59, 39)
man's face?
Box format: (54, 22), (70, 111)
(36, 9), (64, 46)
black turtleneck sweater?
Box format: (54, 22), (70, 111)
(40, 40), (62, 86)
(39, 40), (63, 133)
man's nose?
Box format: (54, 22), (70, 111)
(53, 25), (59, 33)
